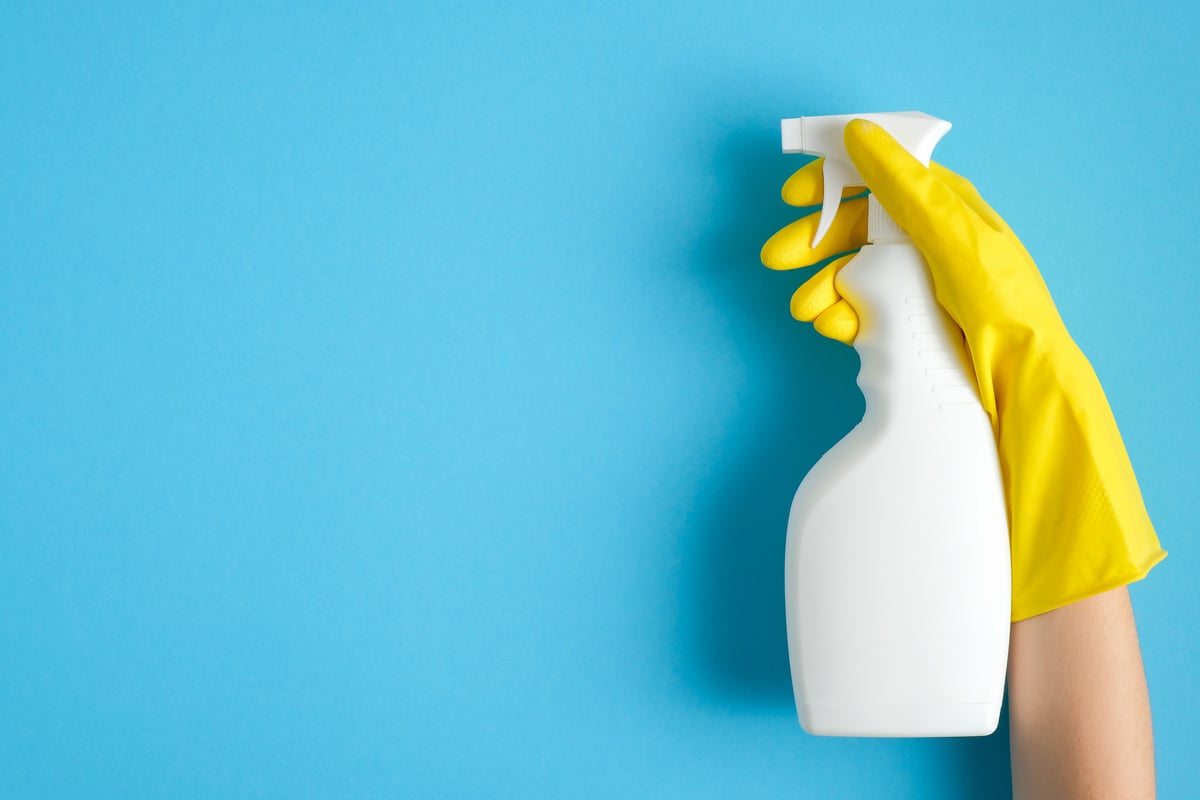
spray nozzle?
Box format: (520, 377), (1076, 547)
(780, 111), (951, 248)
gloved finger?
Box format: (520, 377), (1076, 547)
(812, 298), (858, 344)
(844, 119), (991, 263)
(761, 196), (868, 270)
(930, 162), (1011, 235)
(790, 254), (855, 322)
(782, 158), (866, 207)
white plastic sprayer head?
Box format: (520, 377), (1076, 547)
(780, 111), (951, 248)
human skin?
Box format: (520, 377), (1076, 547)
(1007, 587), (1156, 799)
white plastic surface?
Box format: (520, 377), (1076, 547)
(780, 111), (951, 247)
(783, 241), (1012, 737)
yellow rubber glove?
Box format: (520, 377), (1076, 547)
(761, 119), (1166, 621)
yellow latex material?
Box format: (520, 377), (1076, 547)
(761, 119), (1166, 621)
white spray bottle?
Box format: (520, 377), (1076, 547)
(781, 112), (1010, 737)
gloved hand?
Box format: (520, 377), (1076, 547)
(760, 119), (1166, 621)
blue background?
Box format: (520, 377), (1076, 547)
(3, 1), (1197, 797)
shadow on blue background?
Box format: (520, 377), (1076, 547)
(683, 115), (1013, 798)
(687, 120), (858, 704)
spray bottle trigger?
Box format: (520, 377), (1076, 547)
(811, 159), (862, 250)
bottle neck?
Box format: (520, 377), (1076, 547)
(867, 194), (910, 244)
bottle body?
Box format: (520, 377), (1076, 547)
(784, 241), (1011, 737)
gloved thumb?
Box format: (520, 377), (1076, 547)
(843, 119), (982, 267)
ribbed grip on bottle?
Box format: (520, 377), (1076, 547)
(868, 194), (908, 243)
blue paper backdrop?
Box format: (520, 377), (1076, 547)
(3, 1), (1197, 797)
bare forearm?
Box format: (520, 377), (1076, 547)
(1008, 587), (1156, 799)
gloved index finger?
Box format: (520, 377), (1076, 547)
(782, 158), (868, 208)
(843, 119), (987, 264)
